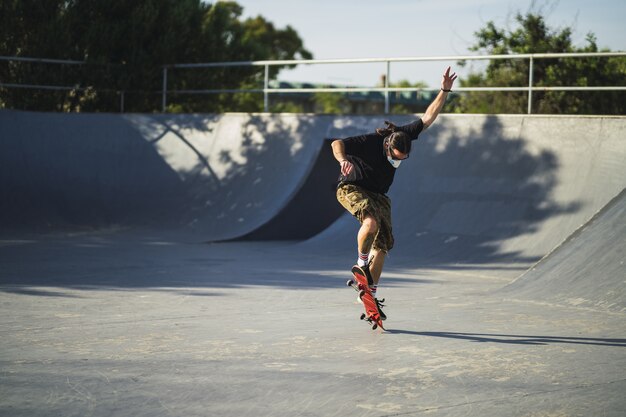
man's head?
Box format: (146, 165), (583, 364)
(384, 131), (411, 161)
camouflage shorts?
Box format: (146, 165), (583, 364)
(336, 183), (394, 252)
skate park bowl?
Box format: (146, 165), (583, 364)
(1, 110), (625, 416)
(0, 111), (346, 240)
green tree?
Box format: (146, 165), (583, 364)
(311, 91), (348, 114)
(454, 10), (626, 115)
(387, 79), (430, 114)
(190, 2), (312, 113)
(0, 0), (79, 110)
(0, 0), (312, 112)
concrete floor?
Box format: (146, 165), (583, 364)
(1, 230), (624, 417)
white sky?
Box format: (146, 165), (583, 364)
(227, 0), (626, 87)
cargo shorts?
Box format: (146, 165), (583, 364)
(336, 183), (394, 252)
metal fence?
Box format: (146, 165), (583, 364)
(2, 52), (626, 113)
(0, 56), (130, 111)
(163, 52), (626, 114)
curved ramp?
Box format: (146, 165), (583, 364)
(235, 139), (345, 241)
(2, 111), (625, 265)
(500, 188), (626, 311)
(0, 111), (335, 241)
(305, 115), (626, 278)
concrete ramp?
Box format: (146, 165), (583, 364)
(0, 111), (427, 241)
(501, 188), (626, 311)
(306, 115), (626, 277)
(0, 111), (336, 241)
(2, 111), (625, 271)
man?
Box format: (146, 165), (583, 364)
(331, 66), (457, 320)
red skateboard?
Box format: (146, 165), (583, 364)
(346, 265), (385, 331)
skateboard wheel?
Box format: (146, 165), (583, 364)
(358, 290), (365, 298)
(360, 313), (366, 320)
(346, 279), (354, 287)
(372, 323), (378, 330)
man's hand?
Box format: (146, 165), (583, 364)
(340, 159), (354, 177)
(332, 139), (354, 177)
(422, 66), (458, 128)
(441, 66), (457, 91)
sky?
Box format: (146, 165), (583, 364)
(228, 0), (626, 88)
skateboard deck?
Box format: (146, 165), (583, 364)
(346, 265), (384, 330)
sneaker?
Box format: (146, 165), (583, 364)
(375, 298), (387, 321)
(361, 262), (374, 286)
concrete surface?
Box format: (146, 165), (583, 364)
(501, 188), (626, 312)
(0, 111), (337, 240)
(1, 233), (625, 417)
(309, 114), (626, 278)
(1, 111), (625, 416)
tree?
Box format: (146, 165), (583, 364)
(0, 0), (312, 112)
(312, 91), (349, 114)
(453, 10), (626, 115)
(386, 79), (430, 114)
(0, 0), (80, 110)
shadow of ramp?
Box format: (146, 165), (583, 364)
(500, 188), (626, 312)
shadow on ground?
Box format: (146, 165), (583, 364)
(386, 330), (626, 347)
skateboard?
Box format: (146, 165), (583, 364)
(346, 265), (385, 331)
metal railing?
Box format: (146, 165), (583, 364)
(0, 55), (86, 91)
(2, 52), (625, 113)
(163, 51), (626, 114)
(0, 56), (129, 111)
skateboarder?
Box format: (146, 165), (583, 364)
(332, 66), (457, 320)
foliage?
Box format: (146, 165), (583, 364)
(0, 0), (312, 112)
(312, 92), (349, 114)
(453, 10), (626, 115)
(386, 79), (429, 114)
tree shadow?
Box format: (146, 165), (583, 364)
(308, 114), (583, 272)
(398, 115), (582, 265)
(131, 113), (342, 242)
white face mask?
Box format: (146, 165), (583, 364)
(384, 140), (403, 168)
(387, 155), (402, 168)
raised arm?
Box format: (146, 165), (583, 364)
(421, 66), (457, 128)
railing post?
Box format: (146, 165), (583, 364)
(527, 56), (534, 114)
(384, 61), (390, 114)
(162, 66), (168, 112)
(264, 64), (269, 112)
(120, 91), (125, 113)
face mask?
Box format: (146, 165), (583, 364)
(387, 155), (402, 169)
(384, 138), (406, 168)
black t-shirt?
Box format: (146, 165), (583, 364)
(339, 119), (424, 194)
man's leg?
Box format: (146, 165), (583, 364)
(357, 214), (378, 267)
(356, 215), (388, 283)
(368, 248), (386, 286)
(369, 248), (387, 320)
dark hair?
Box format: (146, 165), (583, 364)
(387, 131), (411, 154)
